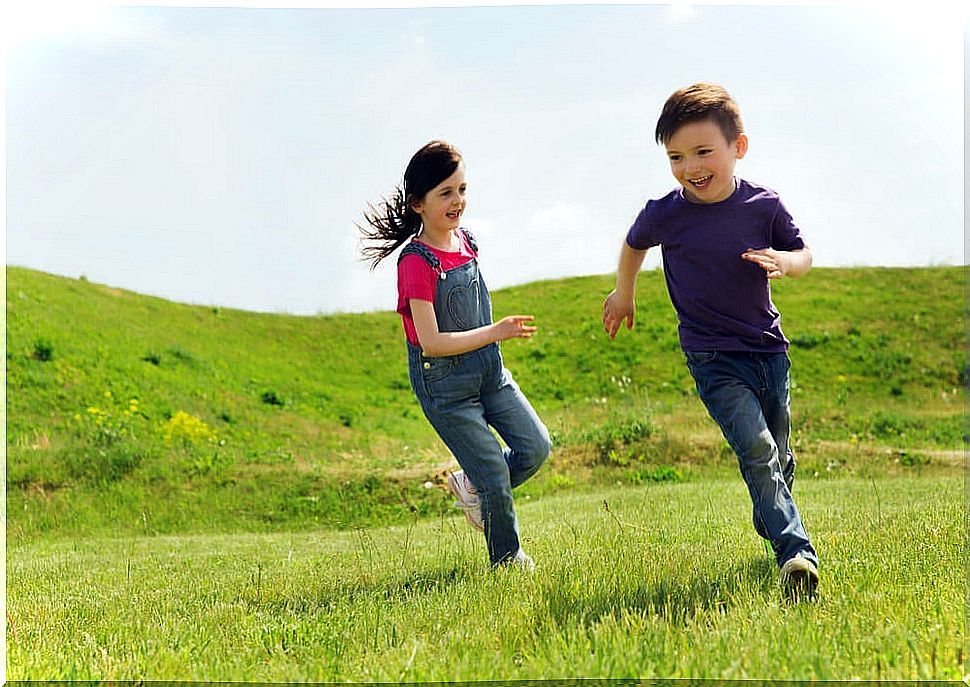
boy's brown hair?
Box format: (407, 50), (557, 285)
(655, 82), (744, 146)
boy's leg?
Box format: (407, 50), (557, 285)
(685, 351), (817, 568)
(482, 366), (551, 489)
(762, 353), (796, 493)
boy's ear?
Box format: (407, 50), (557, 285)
(734, 133), (749, 160)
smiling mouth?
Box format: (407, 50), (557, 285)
(446, 210), (461, 219)
(689, 174), (713, 187)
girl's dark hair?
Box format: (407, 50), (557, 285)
(358, 140), (463, 269)
(655, 82), (744, 146)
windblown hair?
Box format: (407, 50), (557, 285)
(358, 140), (463, 269)
(655, 83), (744, 146)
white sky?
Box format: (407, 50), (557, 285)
(3, 1), (966, 315)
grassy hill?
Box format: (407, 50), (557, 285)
(5, 265), (964, 541)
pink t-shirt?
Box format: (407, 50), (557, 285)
(397, 231), (477, 347)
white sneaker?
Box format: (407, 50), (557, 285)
(447, 470), (484, 532)
(510, 549), (535, 573)
(780, 553), (819, 600)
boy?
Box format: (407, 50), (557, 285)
(602, 83), (819, 599)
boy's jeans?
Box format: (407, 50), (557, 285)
(685, 350), (818, 568)
(408, 341), (550, 566)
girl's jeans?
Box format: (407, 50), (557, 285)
(685, 350), (818, 568)
(409, 341), (550, 566)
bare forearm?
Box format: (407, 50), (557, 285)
(741, 246), (813, 279)
(615, 241), (648, 294)
(411, 300), (535, 356)
(783, 247), (813, 278)
(603, 242), (647, 339)
(418, 324), (501, 357)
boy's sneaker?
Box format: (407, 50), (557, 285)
(510, 549), (535, 573)
(447, 470), (484, 532)
(780, 553), (819, 600)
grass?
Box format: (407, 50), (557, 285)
(5, 265), (964, 542)
(7, 476), (963, 681)
(4, 264), (965, 680)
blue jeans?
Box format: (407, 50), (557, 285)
(685, 351), (818, 568)
(408, 341), (550, 566)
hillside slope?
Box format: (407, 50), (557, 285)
(6, 265), (963, 540)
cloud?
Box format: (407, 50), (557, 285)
(666, 3), (700, 24)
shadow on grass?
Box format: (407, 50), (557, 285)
(247, 563), (475, 615)
(541, 555), (776, 627)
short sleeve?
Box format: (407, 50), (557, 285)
(397, 253), (436, 306)
(770, 198), (806, 251)
(625, 202), (660, 250)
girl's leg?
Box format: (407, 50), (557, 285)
(408, 345), (522, 566)
(482, 366), (551, 489)
(422, 403), (521, 565)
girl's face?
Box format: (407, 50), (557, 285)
(412, 162), (466, 236)
(665, 119), (747, 204)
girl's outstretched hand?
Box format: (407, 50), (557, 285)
(495, 315), (537, 342)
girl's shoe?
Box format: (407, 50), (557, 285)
(447, 470), (484, 531)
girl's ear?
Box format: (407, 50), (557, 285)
(734, 133), (749, 160)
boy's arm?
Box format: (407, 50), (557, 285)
(410, 299), (536, 357)
(741, 246), (812, 279)
(603, 242), (648, 339)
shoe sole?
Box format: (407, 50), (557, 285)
(447, 473), (484, 532)
(781, 562), (819, 600)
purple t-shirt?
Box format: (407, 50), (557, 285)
(625, 178), (805, 353)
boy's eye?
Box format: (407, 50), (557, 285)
(698, 149), (712, 156)
(668, 154), (682, 162)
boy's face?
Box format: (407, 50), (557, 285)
(665, 119), (748, 204)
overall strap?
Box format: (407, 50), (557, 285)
(398, 240), (445, 280)
(460, 228), (478, 254)
(397, 229), (479, 279)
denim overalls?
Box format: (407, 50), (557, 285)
(400, 231), (550, 566)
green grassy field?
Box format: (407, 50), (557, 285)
(6, 265), (963, 540)
(4, 264), (966, 680)
(7, 477), (963, 681)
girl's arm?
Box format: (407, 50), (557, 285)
(410, 299), (536, 357)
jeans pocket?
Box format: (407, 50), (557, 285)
(685, 351), (718, 365)
(421, 355), (455, 384)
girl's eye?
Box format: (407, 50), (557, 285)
(669, 155), (682, 162)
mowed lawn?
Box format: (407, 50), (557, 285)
(7, 475), (963, 682)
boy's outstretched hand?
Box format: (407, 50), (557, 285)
(742, 247), (812, 279)
(603, 290), (635, 339)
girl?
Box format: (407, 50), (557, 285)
(359, 140), (550, 570)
